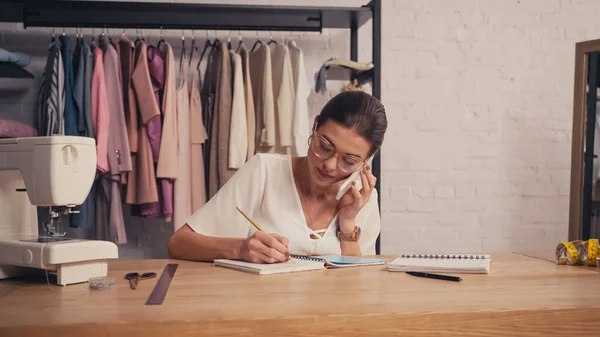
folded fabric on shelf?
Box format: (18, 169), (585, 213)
(315, 58), (374, 94)
(0, 119), (37, 138)
(0, 48), (31, 67)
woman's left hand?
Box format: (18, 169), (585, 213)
(337, 164), (376, 231)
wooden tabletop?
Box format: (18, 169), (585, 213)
(1, 252), (599, 336)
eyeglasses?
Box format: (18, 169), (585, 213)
(309, 133), (366, 173)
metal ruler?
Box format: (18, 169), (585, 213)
(146, 263), (178, 305)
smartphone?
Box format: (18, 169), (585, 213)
(335, 156), (374, 201)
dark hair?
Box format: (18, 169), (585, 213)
(316, 91), (387, 156)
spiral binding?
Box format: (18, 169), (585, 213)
(290, 254), (325, 262)
(400, 254), (489, 260)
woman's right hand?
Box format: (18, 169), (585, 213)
(238, 231), (290, 264)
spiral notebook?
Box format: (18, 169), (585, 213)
(213, 255), (385, 275)
(213, 258), (325, 275)
(387, 254), (491, 274)
(291, 254), (386, 268)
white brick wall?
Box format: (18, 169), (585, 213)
(0, 0), (591, 258)
(378, 0), (594, 255)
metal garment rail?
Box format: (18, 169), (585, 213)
(1, 0), (384, 254)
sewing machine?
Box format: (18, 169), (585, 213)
(0, 136), (118, 286)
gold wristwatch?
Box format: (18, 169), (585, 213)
(337, 226), (361, 242)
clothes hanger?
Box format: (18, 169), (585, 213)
(196, 32), (214, 71)
(105, 26), (112, 42)
(181, 29), (186, 56)
(50, 27), (56, 43)
(188, 29), (197, 67)
(250, 30), (262, 52)
(236, 30), (243, 51)
(227, 30), (232, 51)
(100, 26), (106, 43)
(156, 26), (165, 49)
(134, 28), (144, 45)
(267, 31), (277, 45)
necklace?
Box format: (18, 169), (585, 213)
(297, 158), (338, 232)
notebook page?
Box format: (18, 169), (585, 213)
(214, 259), (325, 275)
(387, 256), (490, 274)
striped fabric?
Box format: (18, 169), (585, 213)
(37, 42), (65, 136)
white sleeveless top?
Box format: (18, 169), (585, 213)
(185, 153), (380, 256)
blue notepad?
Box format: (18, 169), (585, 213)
(290, 254), (385, 268)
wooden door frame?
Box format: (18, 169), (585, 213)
(569, 39), (600, 240)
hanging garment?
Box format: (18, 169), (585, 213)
(127, 40), (159, 206)
(270, 42), (295, 155)
(203, 45), (220, 198)
(100, 35), (132, 175)
(287, 40), (310, 156)
(156, 41), (179, 220)
(146, 45), (165, 163)
(173, 51), (192, 230)
(249, 43), (275, 153)
(109, 37), (127, 185)
(96, 174), (127, 244)
(110, 39), (122, 88)
(119, 36), (138, 153)
(96, 35), (131, 244)
(83, 43), (95, 139)
(70, 39), (96, 229)
(228, 50), (248, 169)
(72, 38), (86, 137)
(59, 35), (78, 136)
(189, 52), (208, 212)
(237, 42), (256, 160)
(37, 40), (64, 136)
(209, 42), (235, 197)
(90, 41), (110, 173)
(138, 45), (167, 218)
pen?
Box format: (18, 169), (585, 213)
(236, 207), (294, 263)
(406, 271), (462, 282)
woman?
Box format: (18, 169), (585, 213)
(168, 91), (387, 263)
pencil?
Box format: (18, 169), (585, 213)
(236, 207), (294, 263)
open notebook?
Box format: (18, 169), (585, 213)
(213, 255), (385, 275)
(291, 254), (385, 268)
(387, 254), (491, 274)
(213, 259), (325, 275)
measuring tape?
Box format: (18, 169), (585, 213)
(555, 239), (599, 266)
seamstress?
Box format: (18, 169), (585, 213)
(168, 91), (388, 263)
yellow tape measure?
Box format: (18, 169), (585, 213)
(555, 239), (599, 266)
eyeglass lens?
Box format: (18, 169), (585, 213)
(312, 136), (362, 172)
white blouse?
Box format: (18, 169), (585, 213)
(185, 153), (381, 256)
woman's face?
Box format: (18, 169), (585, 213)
(306, 120), (372, 187)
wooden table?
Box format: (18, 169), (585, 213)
(1, 253), (599, 336)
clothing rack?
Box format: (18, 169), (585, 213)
(2, 0), (383, 254)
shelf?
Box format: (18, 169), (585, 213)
(2, 1), (373, 32)
(325, 65), (374, 87)
(0, 62), (34, 79)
